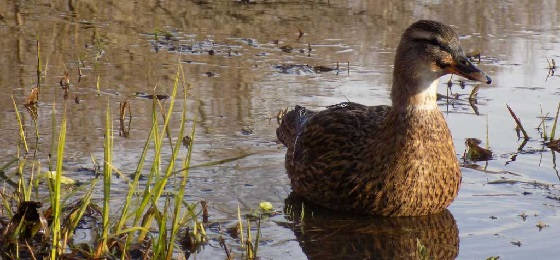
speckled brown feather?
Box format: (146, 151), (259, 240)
(277, 103), (459, 216)
(276, 20), (484, 216)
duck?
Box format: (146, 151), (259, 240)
(276, 20), (491, 216)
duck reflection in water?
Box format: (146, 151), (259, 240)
(283, 194), (459, 260)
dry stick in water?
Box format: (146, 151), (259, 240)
(506, 104), (529, 139)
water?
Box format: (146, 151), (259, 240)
(1, 0), (560, 259)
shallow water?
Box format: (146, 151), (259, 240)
(2, 0), (560, 259)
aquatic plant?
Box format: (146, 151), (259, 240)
(0, 64), (205, 259)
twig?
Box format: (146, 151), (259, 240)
(25, 240), (38, 260)
(506, 104), (529, 139)
(219, 236), (232, 260)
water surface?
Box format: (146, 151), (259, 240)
(1, 0), (560, 259)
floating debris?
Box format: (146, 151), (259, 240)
(546, 195), (560, 201)
(60, 71), (70, 89)
(459, 80), (466, 89)
(182, 136), (192, 149)
(274, 64), (315, 75)
(24, 87), (39, 119)
(201, 200), (209, 223)
(241, 127), (254, 135)
(546, 139), (560, 152)
(312, 65), (337, 73)
(226, 222), (241, 239)
(546, 57), (556, 70)
(239, 38), (259, 47)
(536, 221), (549, 231)
(466, 50), (481, 63)
(119, 99), (131, 137)
(546, 57), (556, 78)
(279, 45), (293, 53)
(25, 87), (39, 107)
(465, 138), (492, 161)
(297, 28), (304, 41)
(134, 92), (169, 100)
(273, 64), (339, 75)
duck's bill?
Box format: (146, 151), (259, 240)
(447, 56), (492, 84)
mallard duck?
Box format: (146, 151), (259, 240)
(276, 20), (491, 216)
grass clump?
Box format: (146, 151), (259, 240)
(0, 65), (205, 259)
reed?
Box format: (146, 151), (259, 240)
(50, 106), (67, 260)
(1, 64), (203, 259)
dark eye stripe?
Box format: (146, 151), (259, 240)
(436, 59), (450, 68)
(413, 38), (453, 54)
(414, 37), (440, 46)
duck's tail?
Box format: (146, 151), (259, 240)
(276, 105), (314, 148)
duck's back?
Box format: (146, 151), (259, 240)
(276, 102), (391, 211)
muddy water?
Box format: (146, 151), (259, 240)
(2, 0), (560, 259)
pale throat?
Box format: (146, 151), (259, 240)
(407, 79), (439, 110)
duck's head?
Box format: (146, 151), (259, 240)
(391, 20), (491, 108)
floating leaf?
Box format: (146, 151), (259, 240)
(259, 201), (273, 212)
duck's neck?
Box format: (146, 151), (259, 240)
(390, 72), (440, 112)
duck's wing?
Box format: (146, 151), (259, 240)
(276, 102), (391, 208)
(277, 102), (390, 150)
(290, 102), (390, 163)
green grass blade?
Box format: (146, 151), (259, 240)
(62, 177), (99, 242)
(116, 123), (155, 233)
(48, 100), (57, 208)
(551, 102), (560, 140)
(0, 192), (14, 218)
(11, 96), (29, 153)
(132, 98), (160, 227)
(167, 89), (196, 259)
(100, 99), (113, 254)
(132, 66), (180, 232)
(50, 106), (66, 260)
